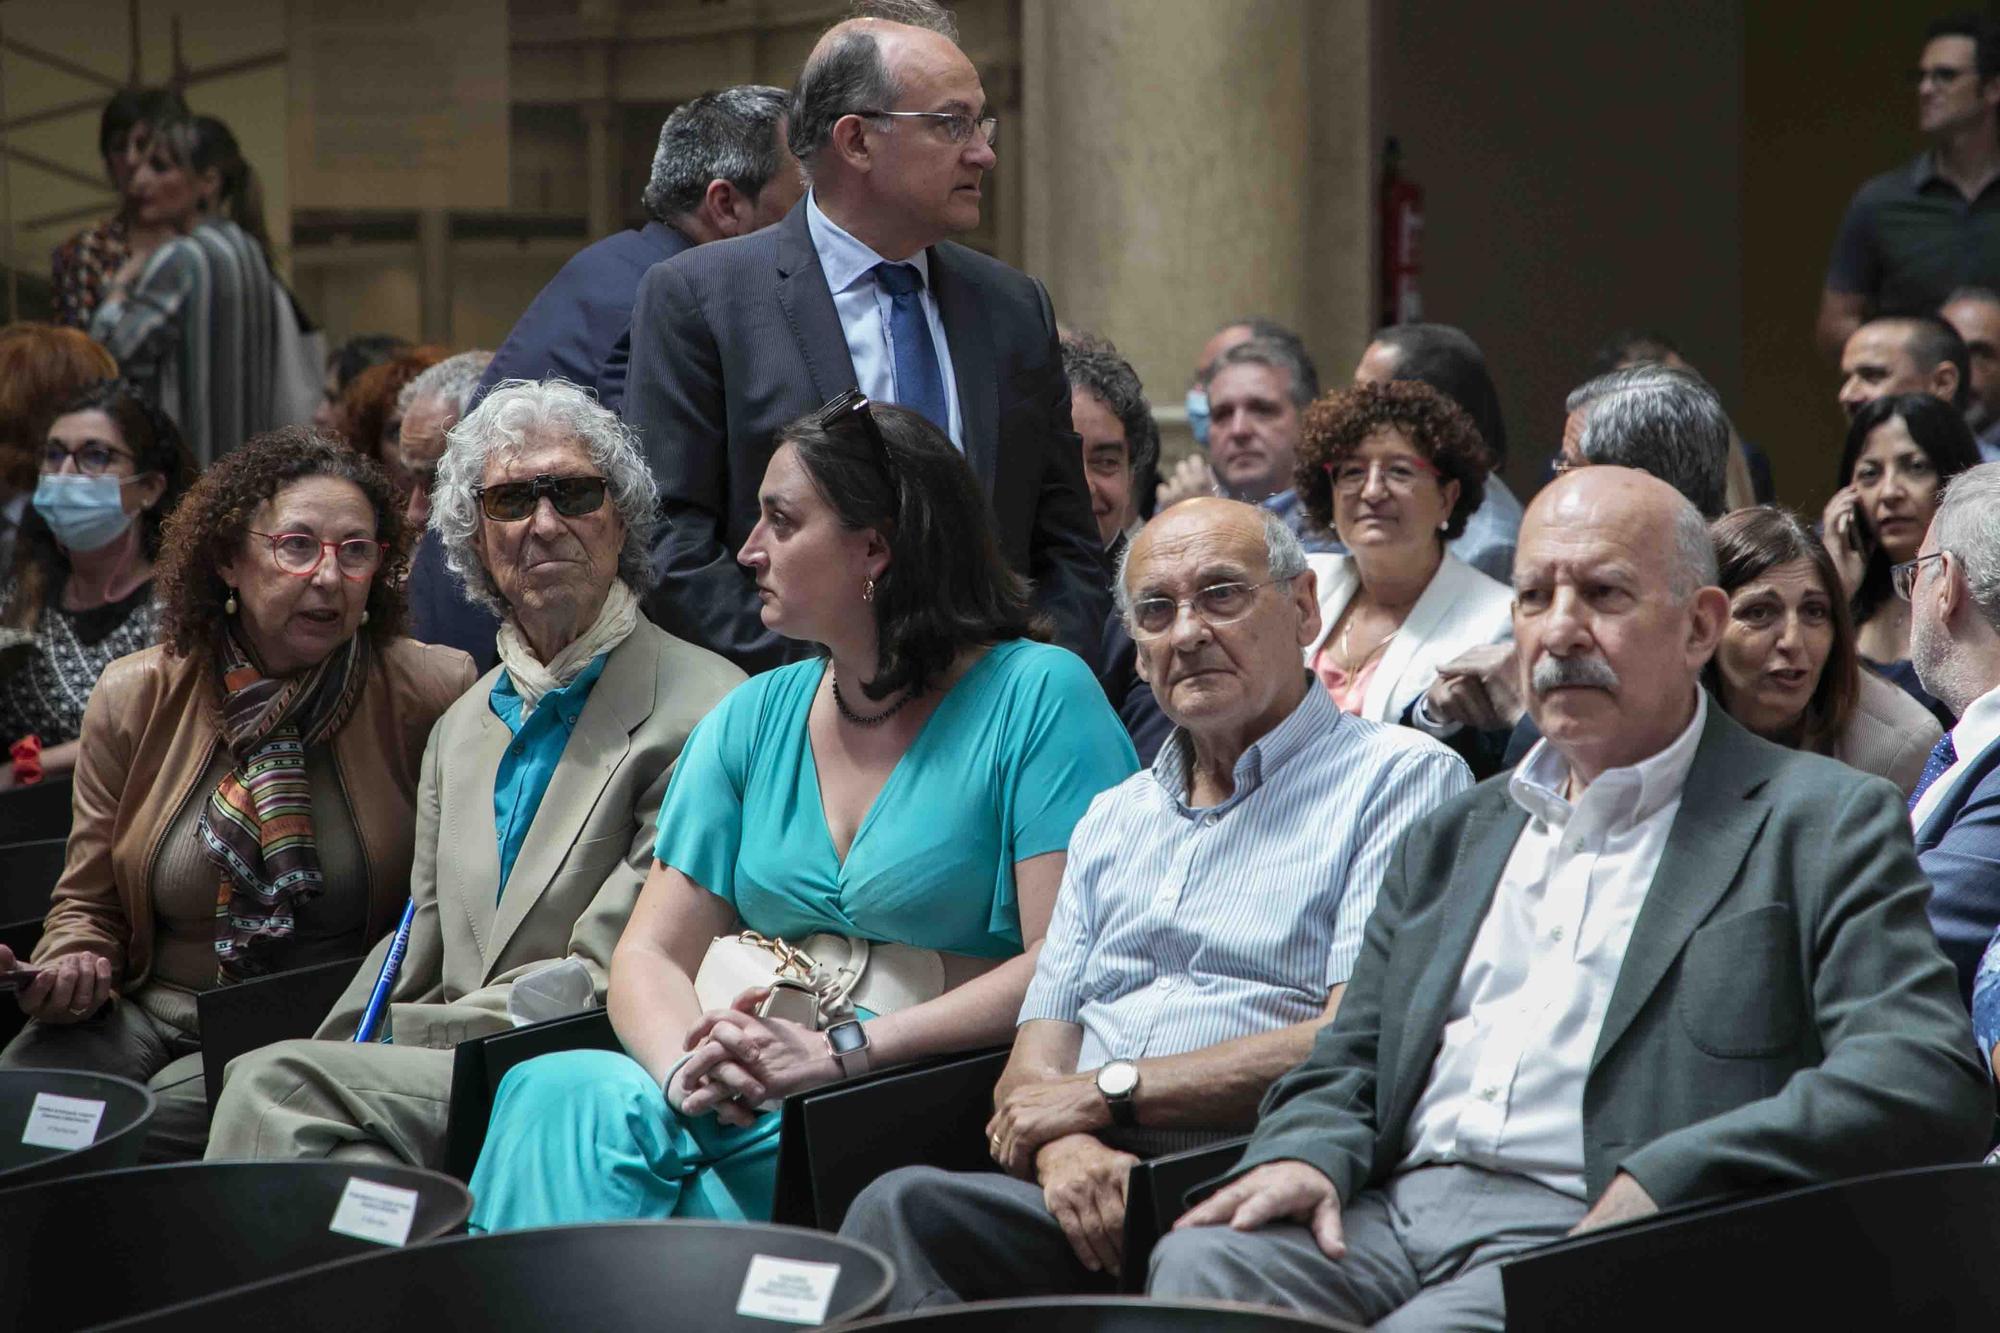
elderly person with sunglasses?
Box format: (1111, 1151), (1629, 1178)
(463, 392), (1137, 1231)
(0, 431), (474, 1161)
(204, 379), (743, 1169)
(1292, 381), (1513, 744)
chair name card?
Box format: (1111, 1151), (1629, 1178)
(328, 1176), (420, 1247)
(735, 1254), (841, 1326)
(20, 1092), (105, 1149)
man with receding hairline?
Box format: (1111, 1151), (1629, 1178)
(1838, 314), (1969, 421)
(1150, 468), (1992, 1330)
(1941, 286), (2000, 459)
(624, 0), (1107, 673)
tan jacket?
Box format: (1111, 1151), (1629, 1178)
(1829, 667), (1944, 799)
(313, 620), (745, 1049)
(36, 637), (477, 986)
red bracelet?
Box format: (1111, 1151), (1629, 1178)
(10, 736), (42, 787)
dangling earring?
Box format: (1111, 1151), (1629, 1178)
(224, 589), (238, 615)
(862, 578), (876, 603)
(360, 609), (370, 626)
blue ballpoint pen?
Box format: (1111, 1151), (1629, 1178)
(353, 899), (416, 1043)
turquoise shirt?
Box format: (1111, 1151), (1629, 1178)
(652, 639), (1137, 959)
(489, 653), (610, 895)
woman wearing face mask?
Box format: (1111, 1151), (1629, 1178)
(465, 395), (1137, 1232)
(1821, 393), (1980, 727)
(48, 87), (190, 332)
(0, 381), (193, 790)
(89, 114), (284, 466)
(0, 431), (475, 1161)
(1705, 507), (1941, 797)
(0, 324), (119, 577)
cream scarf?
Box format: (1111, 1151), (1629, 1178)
(495, 580), (641, 715)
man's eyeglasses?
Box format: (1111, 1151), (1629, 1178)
(1127, 579), (1281, 640)
(42, 440), (136, 477)
(1327, 455), (1440, 496)
(856, 109), (1000, 147)
(1910, 65), (1972, 87)
(247, 531), (387, 580)
(474, 474), (609, 522)
(812, 388), (896, 473)
(1891, 550), (1948, 601)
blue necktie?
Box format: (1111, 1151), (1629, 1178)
(872, 261), (950, 434)
(1909, 732), (1958, 813)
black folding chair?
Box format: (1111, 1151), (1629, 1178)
(0, 1068), (154, 1187)
(1501, 1162), (2000, 1331)
(841, 1296), (1362, 1331)
(0, 1159), (470, 1329)
(103, 1220), (895, 1332)
(1116, 1135), (1250, 1291)
(0, 776), (74, 844)
(440, 1006), (622, 1180)
(196, 954), (365, 1105)
(0, 836), (67, 922)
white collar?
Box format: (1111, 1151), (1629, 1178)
(1949, 681), (2000, 769)
(805, 190), (932, 296)
(1510, 690), (1708, 830)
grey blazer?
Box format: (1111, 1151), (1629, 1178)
(1224, 704), (1993, 1209)
(316, 621), (745, 1048)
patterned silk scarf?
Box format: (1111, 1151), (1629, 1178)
(200, 630), (370, 981)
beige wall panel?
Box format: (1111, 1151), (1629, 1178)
(294, 254), (422, 349)
(452, 249), (569, 349)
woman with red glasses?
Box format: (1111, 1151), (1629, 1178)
(0, 430), (474, 1160)
(1291, 380), (1514, 743)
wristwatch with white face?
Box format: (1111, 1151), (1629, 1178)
(1095, 1058), (1140, 1128)
(826, 1019), (871, 1078)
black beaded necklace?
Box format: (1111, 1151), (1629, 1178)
(830, 664), (912, 727)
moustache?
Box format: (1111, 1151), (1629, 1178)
(1531, 653), (1620, 696)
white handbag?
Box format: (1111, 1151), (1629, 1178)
(693, 931), (947, 1029)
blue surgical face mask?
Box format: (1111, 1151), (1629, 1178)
(32, 473), (137, 553)
(1185, 387), (1210, 447)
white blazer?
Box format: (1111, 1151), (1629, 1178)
(1304, 551), (1516, 724)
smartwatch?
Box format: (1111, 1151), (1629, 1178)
(826, 1018), (871, 1078)
(1095, 1058), (1140, 1128)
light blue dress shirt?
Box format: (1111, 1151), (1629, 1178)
(804, 190), (964, 448)
(487, 653), (610, 895)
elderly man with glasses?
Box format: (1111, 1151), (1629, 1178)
(204, 378), (744, 1169)
(839, 497), (1471, 1308)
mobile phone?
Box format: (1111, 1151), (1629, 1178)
(1842, 508), (1873, 557)
(0, 967), (44, 993)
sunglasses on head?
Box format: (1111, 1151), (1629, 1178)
(812, 388), (895, 473)
(474, 473), (609, 522)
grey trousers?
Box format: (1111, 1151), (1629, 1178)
(1147, 1164), (1587, 1332)
(204, 1038), (454, 1167)
(0, 992), (210, 1162)
(840, 1165), (1121, 1311)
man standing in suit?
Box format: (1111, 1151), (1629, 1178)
(471, 86), (800, 414)
(1150, 467), (1993, 1330)
(1907, 462), (2000, 1004)
(624, 2), (1108, 672)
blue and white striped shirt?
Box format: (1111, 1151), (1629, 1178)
(1020, 684), (1472, 1077)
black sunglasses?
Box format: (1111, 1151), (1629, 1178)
(474, 473), (609, 522)
(812, 388), (895, 473)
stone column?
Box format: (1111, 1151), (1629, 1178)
(1018, 0), (1378, 462)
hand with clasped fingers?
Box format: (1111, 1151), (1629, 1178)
(668, 986), (840, 1127)
(1422, 641), (1525, 734)
(986, 1073), (1109, 1179)
(0, 943), (113, 1026)
(1172, 1159), (1348, 1259)
(1037, 1132), (1140, 1277)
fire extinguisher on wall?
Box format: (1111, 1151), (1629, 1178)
(1380, 136), (1424, 327)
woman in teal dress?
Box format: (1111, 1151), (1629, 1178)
(466, 393), (1137, 1230)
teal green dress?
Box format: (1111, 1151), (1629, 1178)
(466, 640), (1136, 1231)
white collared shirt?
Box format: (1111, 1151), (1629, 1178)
(1399, 692), (1709, 1199)
(803, 191), (963, 448)
(1910, 682), (2000, 832)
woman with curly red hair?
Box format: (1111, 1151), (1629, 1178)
(1291, 380), (1515, 732)
(0, 430), (474, 1160)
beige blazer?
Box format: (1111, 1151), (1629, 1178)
(314, 620), (745, 1049)
(1829, 667), (1943, 798)
(1303, 551), (1515, 723)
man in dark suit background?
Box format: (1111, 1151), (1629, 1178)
(623, 1), (1109, 672)
(470, 85), (800, 414)
(1149, 466), (1992, 1331)
(1907, 461), (2000, 1003)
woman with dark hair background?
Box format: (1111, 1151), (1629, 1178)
(332, 344), (446, 464)
(1821, 393), (1981, 726)
(89, 113), (283, 465)
(465, 394), (1137, 1231)
(0, 381), (194, 788)
(48, 87), (190, 331)
(1706, 506), (1941, 796)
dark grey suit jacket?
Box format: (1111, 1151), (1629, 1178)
(623, 201), (1109, 673)
(1223, 705), (1993, 1210)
